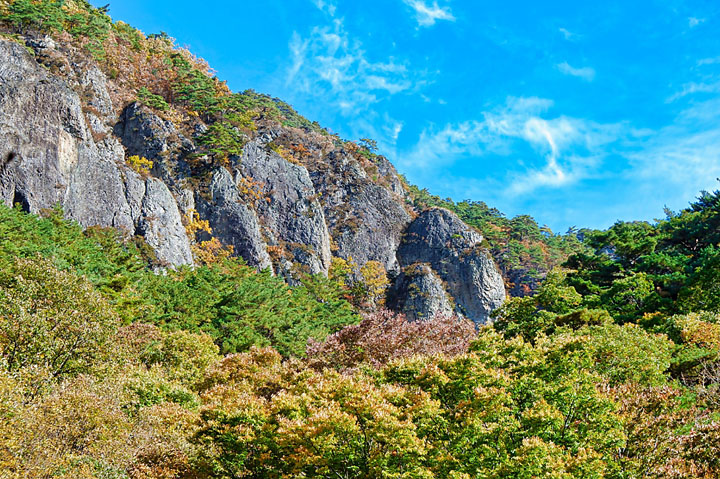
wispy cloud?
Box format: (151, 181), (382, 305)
(402, 85), (720, 226)
(627, 98), (720, 204)
(401, 97), (621, 194)
(311, 0), (336, 16)
(287, 19), (421, 113)
(688, 17), (705, 28)
(698, 56), (720, 66)
(384, 115), (405, 142)
(667, 81), (720, 102)
(557, 61), (596, 81)
(403, 0), (455, 27)
(558, 27), (577, 40)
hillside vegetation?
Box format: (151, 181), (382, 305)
(0, 1), (719, 478)
(407, 184), (586, 295)
(2, 202), (719, 478)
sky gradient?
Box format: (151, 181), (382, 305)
(92, 0), (720, 233)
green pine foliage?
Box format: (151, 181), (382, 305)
(137, 261), (357, 357)
(2, 0), (66, 33)
(563, 187), (720, 322)
(170, 53), (220, 115)
(0, 204), (357, 356)
(136, 87), (169, 111)
(196, 120), (248, 161)
(1, 0), (111, 58)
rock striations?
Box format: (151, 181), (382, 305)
(393, 208), (506, 324)
(0, 37), (506, 325)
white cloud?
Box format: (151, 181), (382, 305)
(627, 98), (720, 202)
(384, 115), (405, 142)
(698, 57), (720, 66)
(558, 27), (576, 40)
(311, 0), (336, 16)
(667, 80), (720, 102)
(287, 19), (420, 113)
(401, 86), (720, 222)
(557, 62), (596, 81)
(688, 17), (705, 28)
(401, 97), (620, 194)
(403, 0), (455, 27)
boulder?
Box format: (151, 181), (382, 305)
(396, 208), (506, 325)
(387, 263), (455, 321)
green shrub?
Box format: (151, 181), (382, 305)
(0, 205), (359, 357)
(0, 256), (118, 380)
(196, 120), (247, 161)
(137, 87), (169, 111)
(1, 0), (66, 33)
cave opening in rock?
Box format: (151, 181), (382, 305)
(13, 190), (30, 213)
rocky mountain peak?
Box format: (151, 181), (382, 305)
(0, 31), (506, 322)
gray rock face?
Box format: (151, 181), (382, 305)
(137, 178), (194, 266)
(113, 102), (193, 185)
(115, 103), (180, 161)
(0, 38), (86, 212)
(238, 140), (331, 276)
(81, 65), (114, 117)
(64, 137), (136, 232)
(396, 208), (506, 325)
(197, 168), (272, 270)
(387, 263), (455, 321)
(307, 150), (411, 274)
(0, 39), (192, 267)
(371, 155), (407, 197)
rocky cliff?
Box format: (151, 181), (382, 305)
(0, 34), (506, 325)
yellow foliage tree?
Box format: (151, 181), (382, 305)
(184, 209), (211, 237)
(359, 260), (389, 307)
(192, 237), (234, 266)
(328, 256), (356, 288)
(126, 155), (153, 175)
(328, 257), (388, 307)
(183, 210), (233, 264)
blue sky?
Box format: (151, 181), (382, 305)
(94, 0), (720, 232)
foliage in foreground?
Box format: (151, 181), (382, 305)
(0, 204), (357, 357)
(0, 204), (717, 477)
(2, 285), (719, 477)
(1, 198), (720, 478)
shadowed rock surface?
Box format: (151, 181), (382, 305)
(238, 139), (331, 276)
(387, 263), (455, 321)
(196, 168), (272, 270)
(397, 208), (506, 325)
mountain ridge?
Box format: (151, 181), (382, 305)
(0, 12), (510, 323)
